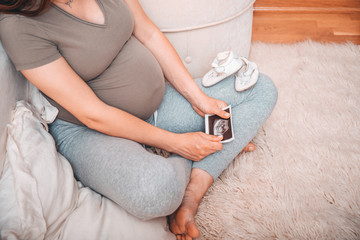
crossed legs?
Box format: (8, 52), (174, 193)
(156, 74), (277, 239)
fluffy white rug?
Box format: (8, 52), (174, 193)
(196, 41), (360, 240)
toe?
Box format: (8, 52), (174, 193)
(242, 142), (255, 152)
(185, 235), (192, 240)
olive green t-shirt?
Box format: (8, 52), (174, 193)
(0, 0), (165, 125)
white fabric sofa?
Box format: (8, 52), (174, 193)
(0, 0), (255, 239)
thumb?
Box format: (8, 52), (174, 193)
(209, 134), (223, 142)
(217, 109), (230, 119)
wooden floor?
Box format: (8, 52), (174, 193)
(252, 0), (360, 44)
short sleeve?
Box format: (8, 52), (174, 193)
(0, 15), (61, 71)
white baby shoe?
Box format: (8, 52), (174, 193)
(202, 51), (244, 87)
(234, 57), (259, 92)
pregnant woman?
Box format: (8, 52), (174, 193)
(0, 0), (277, 239)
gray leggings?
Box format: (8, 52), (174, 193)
(49, 74), (277, 220)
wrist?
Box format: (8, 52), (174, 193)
(189, 91), (208, 109)
(171, 76), (206, 106)
(162, 132), (179, 153)
(190, 91), (208, 110)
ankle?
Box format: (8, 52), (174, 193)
(186, 168), (213, 202)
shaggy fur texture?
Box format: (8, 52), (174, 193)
(195, 41), (360, 240)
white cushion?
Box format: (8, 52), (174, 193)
(0, 42), (27, 178)
(139, 0), (255, 78)
(0, 101), (175, 240)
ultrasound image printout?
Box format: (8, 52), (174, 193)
(205, 106), (234, 143)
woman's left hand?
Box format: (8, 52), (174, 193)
(192, 94), (230, 119)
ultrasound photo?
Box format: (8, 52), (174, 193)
(205, 105), (234, 143)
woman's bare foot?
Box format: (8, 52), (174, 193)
(169, 168), (213, 240)
(169, 143), (254, 239)
(168, 196), (200, 240)
(242, 142), (255, 153)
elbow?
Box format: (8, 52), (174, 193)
(80, 117), (99, 131)
(76, 114), (101, 131)
(75, 104), (111, 132)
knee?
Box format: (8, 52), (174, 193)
(133, 162), (187, 220)
(257, 73), (278, 109)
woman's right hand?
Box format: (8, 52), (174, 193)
(170, 132), (223, 161)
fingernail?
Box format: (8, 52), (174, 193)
(249, 146), (254, 151)
(224, 113), (230, 117)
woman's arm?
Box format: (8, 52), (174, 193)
(124, 0), (230, 118)
(22, 57), (223, 161)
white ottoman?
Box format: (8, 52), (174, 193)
(139, 0), (256, 78)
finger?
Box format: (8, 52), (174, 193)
(218, 100), (228, 108)
(207, 134), (223, 142)
(215, 100), (230, 118)
(216, 109), (231, 119)
(207, 141), (223, 153)
(213, 142), (223, 151)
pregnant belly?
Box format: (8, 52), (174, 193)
(88, 36), (165, 120)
